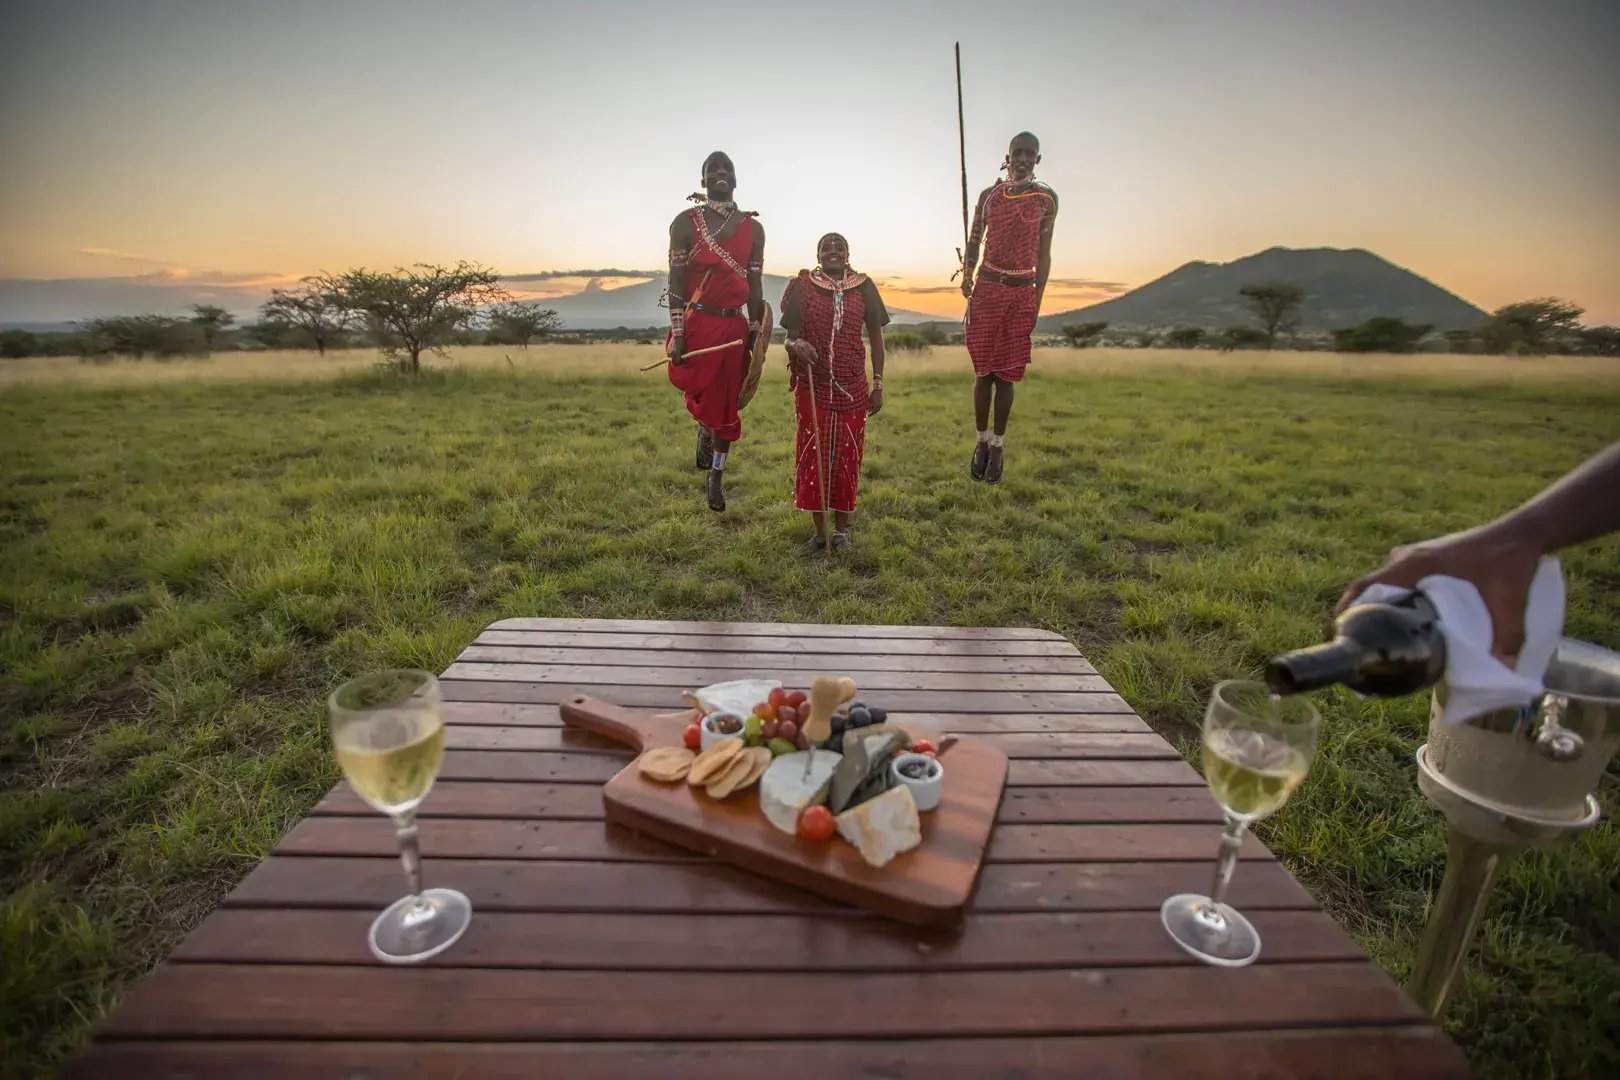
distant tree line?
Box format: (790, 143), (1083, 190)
(1057, 284), (1618, 357)
(0, 263), (564, 371)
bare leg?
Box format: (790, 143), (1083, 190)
(811, 512), (830, 543)
(707, 436), (731, 513)
(973, 374), (993, 431)
(992, 377), (1014, 435)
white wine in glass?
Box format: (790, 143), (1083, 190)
(329, 669), (471, 964)
(1162, 680), (1319, 966)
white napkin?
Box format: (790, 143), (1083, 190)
(1352, 557), (1565, 724)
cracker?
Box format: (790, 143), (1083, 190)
(687, 737), (744, 786)
(705, 746), (770, 799)
(638, 746), (695, 783)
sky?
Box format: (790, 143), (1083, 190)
(2, 0), (1617, 322)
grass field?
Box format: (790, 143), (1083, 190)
(3, 346), (1617, 1078)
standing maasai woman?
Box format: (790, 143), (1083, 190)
(667, 150), (766, 512)
(960, 131), (1058, 484)
(781, 233), (889, 554)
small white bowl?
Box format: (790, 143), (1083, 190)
(891, 752), (943, 812)
(700, 711), (746, 751)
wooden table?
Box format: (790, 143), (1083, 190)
(67, 619), (1470, 1078)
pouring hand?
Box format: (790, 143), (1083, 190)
(1337, 523), (1541, 663)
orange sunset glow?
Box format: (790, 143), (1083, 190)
(2, 1), (1616, 326)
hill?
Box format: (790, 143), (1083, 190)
(1036, 247), (1486, 334)
(542, 274), (935, 330)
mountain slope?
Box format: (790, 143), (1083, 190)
(1036, 247), (1486, 333)
(542, 274), (935, 329)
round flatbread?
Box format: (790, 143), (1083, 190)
(687, 737), (744, 786)
(706, 746), (771, 799)
(638, 746), (695, 783)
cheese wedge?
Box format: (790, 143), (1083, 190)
(759, 751), (842, 835)
(834, 785), (922, 868)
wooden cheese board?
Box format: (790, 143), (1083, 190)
(560, 695), (1009, 927)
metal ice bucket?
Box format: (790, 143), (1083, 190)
(1420, 637), (1618, 840)
(1408, 637), (1618, 1017)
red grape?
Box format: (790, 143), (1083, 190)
(768, 687), (787, 710)
(761, 720), (779, 741)
(777, 704), (798, 726)
(777, 720), (798, 742)
(753, 702), (772, 720)
(785, 689), (808, 708)
(794, 729), (811, 750)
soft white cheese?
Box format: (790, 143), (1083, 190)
(834, 785), (922, 868)
(759, 751), (841, 835)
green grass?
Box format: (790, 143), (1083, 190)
(2, 361), (1617, 1078)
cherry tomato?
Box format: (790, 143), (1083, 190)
(909, 739), (937, 756)
(768, 687), (788, 710)
(683, 724), (702, 751)
(797, 805), (835, 843)
(786, 689), (808, 709)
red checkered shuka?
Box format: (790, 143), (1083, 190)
(794, 394), (866, 514)
(966, 182), (1053, 382)
(783, 273), (869, 413)
(785, 273), (870, 513)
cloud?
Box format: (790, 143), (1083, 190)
(505, 268), (660, 283)
(78, 247), (189, 271)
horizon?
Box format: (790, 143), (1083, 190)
(2, 0), (1618, 324)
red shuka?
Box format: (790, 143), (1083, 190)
(782, 270), (888, 514)
(667, 211), (755, 442)
(966, 181), (1055, 382)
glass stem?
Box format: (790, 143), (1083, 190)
(1207, 816), (1247, 911)
(392, 812), (432, 920)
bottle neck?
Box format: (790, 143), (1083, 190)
(1265, 640), (1360, 695)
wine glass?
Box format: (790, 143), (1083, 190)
(1161, 679), (1320, 966)
(329, 669), (471, 964)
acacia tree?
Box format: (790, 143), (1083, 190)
(1060, 321), (1108, 348)
(337, 263), (509, 372)
(261, 273), (353, 356)
(1238, 282), (1306, 349)
(1165, 327), (1205, 349)
(1481, 297), (1583, 355)
(188, 304), (234, 351)
(488, 301), (562, 347)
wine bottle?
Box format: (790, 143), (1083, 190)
(1266, 593), (1446, 697)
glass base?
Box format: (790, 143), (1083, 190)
(369, 888), (472, 964)
(1161, 893), (1261, 967)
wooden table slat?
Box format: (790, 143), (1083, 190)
(489, 618), (1068, 640)
(462, 642), (1101, 674)
(225, 856), (1322, 914)
(441, 679), (1138, 714)
(96, 962), (1428, 1040)
(427, 747), (1209, 786)
(274, 816), (1272, 864)
(438, 723), (1182, 759)
(438, 700), (1154, 733)
(444, 660), (1116, 693)
(172, 908), (1366, 969)
(477, 628), (1091, 656)
(313, 781), (1227, 824)
(64, 1029), (1471, 1080)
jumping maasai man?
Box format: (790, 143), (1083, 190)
(667, 151), (766, 512)
(781, 233), (889, 554)
(960, 131), (1058, 484)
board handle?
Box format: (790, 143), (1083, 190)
(560, 696), (693, 753)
